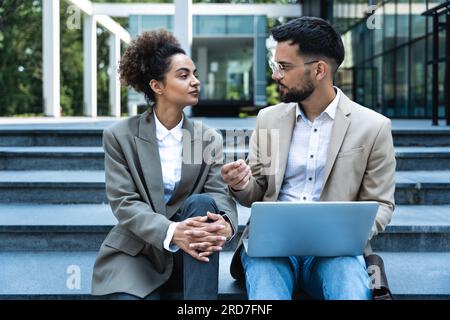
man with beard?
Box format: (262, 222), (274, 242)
(221, 17), (396, 300)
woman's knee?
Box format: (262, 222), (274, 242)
(182, 194), (218, 217)
(185, 194), (216, 206)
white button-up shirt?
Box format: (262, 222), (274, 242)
(154, 112), (183, 203)
(154, 112), (183, 252)
(277, 88), (341, 202)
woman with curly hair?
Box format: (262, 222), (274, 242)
(91, 29), (237, 300)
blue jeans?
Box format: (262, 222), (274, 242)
(241, 250), (372, 300)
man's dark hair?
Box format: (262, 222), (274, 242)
(271, 17), (345, 74)
(119, 29), (185, 106)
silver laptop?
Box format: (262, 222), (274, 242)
(243, 201), (378, 257)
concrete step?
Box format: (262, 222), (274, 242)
(395, 147), (450, 171)
(1, 170), (450, 205)
(2, 146), (449, 170)
(0, 250), (242, 299)
(0, 204), (115, 251)
(0, 250), (448, 299)
(2, 126), (450, 147)
(377, 251), (450, 300)
(0, 146), (247, 170)
(0, 171), (106, 204)
(371, 205), (450, 252)
(0, 128), (103, 147)
(0, 250), (98, 299)
(392, 129), (450, 147)
(396, 171), (450, 205)
(0, 203), (448, 252)
(0, 147), (104, 170)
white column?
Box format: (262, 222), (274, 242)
(42, 0), (61, 117)
(109, 34), (121, 117)
(174, 0), (192, 56)
(83, 14), (97, 117)
(174, 0), (193, 116)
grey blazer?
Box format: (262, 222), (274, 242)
(91, 108), (237, 298)
(229, 91), (396, 279)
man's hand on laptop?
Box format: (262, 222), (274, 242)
(221, 159), (252, 191)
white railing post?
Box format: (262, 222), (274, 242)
(109, 34), (121, 117)
(42, 0), (61, 117)
(174, 0), (193, 116)
(83, 14), (97, 117)
(174, 0), (192, 57)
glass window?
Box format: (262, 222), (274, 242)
(141, 16), (172, 32)
(425, 61), (446, 118)
(425, 30), (445, 65)
(355, 66), (365, 104)
(373, 56), (383, 114)
(383, 52), (396, 117)
(364, 61), (375, 109)
(426, 1), (434, 33)
(411, 39), (426, 116)
(426, 63), (433, 117)
(192, 38), (253, 102)
(373, 5), (384, 55)
(335, 2), (343, 30)
(364, 28), (373, 62)
(197, 16), (226, 35)
(427, 33), (433, 59)
(439, 29), (446, 59)
(438, 61), (446, 117)
(384, 2), (396, 50)
(396, 0), (410, 46)
(352, 22), (365, 64)
(128, 16), (139, 37)
(342, 2), (350, 32)
(395, 46), (409, 116)
(227, 16), (253, 35)
(411, 0), (427, 39)
(350, 0), (357, 21)
(336, 68), (354, 100)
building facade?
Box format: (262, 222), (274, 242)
(127, 1), (448, 120)
(331, 0), (449, 120)
(128, 14), (267, 116)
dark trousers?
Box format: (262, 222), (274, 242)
(104, 194), (220, 300)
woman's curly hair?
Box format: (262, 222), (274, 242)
(119, 29), (185, 106)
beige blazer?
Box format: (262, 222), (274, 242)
(230, 91), (396, 279)
(91, 108), (237, 298)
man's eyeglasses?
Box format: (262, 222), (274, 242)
(268, 59), (319, 78)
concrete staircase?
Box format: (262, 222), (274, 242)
(0, 122), (449, 299)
